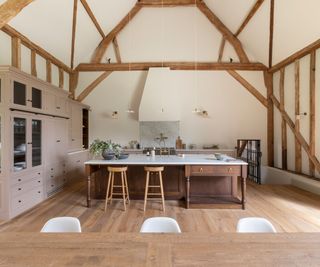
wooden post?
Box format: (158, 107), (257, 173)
(59, 68), (64, 89)
(269, 0), (274, 68)
(279, 68), (287, 170)
(309, 51), (316, 176)
(294, 60), (302, 173)
(69, 71), (79, 99)
(11, 36), (21, 69)
(46, 59), (52, 83)
(264, 71), (274, 167)
(31, 49), (37, 77)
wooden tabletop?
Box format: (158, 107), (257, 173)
(0, 232), (319, 266)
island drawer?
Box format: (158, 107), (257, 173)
(187, 165), (241, 176)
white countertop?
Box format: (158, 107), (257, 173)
(85, 154), (247, 166)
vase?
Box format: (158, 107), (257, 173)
(102, 150), (115, 160)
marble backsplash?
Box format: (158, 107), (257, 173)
(140, 121), (180, 148)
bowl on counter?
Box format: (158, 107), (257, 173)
(117, 153), (129, 160)
(102, 151), (115, 160)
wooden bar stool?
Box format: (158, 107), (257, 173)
(144, 166), (165, 212)
(105, 166), (130, 211)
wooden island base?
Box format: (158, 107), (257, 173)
(85, 162), (247, 209)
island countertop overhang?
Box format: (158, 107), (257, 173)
(85, 155), (248, 166)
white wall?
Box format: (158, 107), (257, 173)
(77, 70), (268, 165)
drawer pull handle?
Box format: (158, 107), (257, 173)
(38, 191), (41, 194)
(51, 185), (54, 187)
(18, 188), (21, 191)
(38, 173), (40, 175)
(38, 180), (41, 183)
(18, 200), (21, 203)
(199, 168), (203, 173)
(76, 160), (80, 163)
(51, 168), (53, 171)
(228, 168), (233, 172)
(50, 175), (53, 178)
(18, 179), (21, 182)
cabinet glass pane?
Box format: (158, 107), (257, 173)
(32, 88), (42, 109)
(13, 118), (27, 172)
(13, 81), (26, 106)
(32, 119), (41, 167)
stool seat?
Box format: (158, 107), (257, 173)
(108, 166), (128, 172)
(144, 166), (164, 172)
(144, 166), (165, 212)
(105, 166), (129, 211)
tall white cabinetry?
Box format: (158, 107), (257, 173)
(0, 66), (89, 220)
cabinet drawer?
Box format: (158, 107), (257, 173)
(189, 165), (241, 176)
(46, 177), (63, 193)
(11, 170), (42, 186)
(11, 177), (43, 197)
(11, 186), (43, 217)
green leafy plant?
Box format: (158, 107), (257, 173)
(89, 139), (108, 156)
(90, 139), (122, 157)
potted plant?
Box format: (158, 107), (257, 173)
(90, 139), (126, 160)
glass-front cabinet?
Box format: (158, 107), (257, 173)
(12, 79), (42, 110)
(13, 114), (42, 172)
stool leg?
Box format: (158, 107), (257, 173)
(144, 171), (150, 212)
(124, 171), (130, 203)
(104, 171), (112, 211)
(159, 171), (165, 212)
(110, 172), (114, 204)
(121, 171), (126, 211)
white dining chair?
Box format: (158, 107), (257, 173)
(40, 217), (82, 233)
(140, 217), (181, 233)
(236, 217), (277, 233)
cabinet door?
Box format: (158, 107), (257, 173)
(13, 117), (27, 172)
(13, 81), (27, 107)
(31, 119), (42, 167)
(31, 87), (42, 109)
(55, 118), (68, 161)
(70, 104), (82, 150)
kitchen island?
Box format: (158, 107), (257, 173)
(85, 155), (247, 209)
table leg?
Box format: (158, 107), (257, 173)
(87, 174), (91, 208)
(241, 176), (246, 210)
(186, 176), (190, 209)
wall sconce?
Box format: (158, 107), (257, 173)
(111, 111), (118, 119)
(296, 112), (307, 120)
(192, 108), (209, 117)
(127, 109), (135, 114)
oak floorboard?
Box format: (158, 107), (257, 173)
(1, 180), (320, 233)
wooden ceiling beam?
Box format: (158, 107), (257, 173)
(76, 62), (267, 72)
(2, 25), (73, 73)
(196, 0), (249, 63)
(269, 39), (320, 73)
(268, 0), (274, 68)
(0, 0), (34, 29)
(77, 71), (112, 102)
(70, 0), (78, 69)
(137, 0), (196, 7)
(227, 70), (268, 108)
(235, 0), (265, 37)
(80, 0), (105, 38)
(91, 4), (142, 63)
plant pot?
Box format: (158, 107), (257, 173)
(102, 150), (115, 160)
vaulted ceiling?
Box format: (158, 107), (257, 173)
(2, 0), (320, 70)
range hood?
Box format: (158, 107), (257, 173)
(139, 68), (180, 121)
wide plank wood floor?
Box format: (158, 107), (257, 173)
(1, 180), (320, 233)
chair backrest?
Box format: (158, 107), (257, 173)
(140, 217), (181, 233)
(41, 217), (82, 233)
(236, 217), (277, 233)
